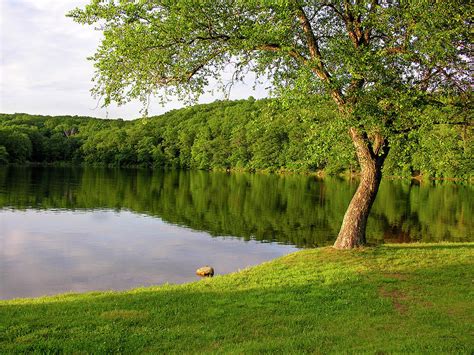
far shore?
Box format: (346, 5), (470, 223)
(2, 163), (473, 182)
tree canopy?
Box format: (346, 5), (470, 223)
(69, 1), (471, 118)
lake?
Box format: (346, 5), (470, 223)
(0, 167), (472, 299)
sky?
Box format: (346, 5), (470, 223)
(0, 0), (268, 120)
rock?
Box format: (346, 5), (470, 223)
(196, 266), (214, 277)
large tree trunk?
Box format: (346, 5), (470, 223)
(333, 128), (389, 249)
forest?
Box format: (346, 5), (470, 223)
(0, 97), (472, 178)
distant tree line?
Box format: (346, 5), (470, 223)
(0, 98), (472, 178)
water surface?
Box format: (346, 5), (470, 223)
(0, 167), (472, 299)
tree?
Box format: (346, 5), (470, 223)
(69, 0), (472, 249)
(0, 128), (32, 163)
(0, 146), (8, 164)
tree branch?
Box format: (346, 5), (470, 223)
(296, 6), (319, 60)
(296, 6), (345, 106)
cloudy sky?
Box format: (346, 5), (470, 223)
(0, 0), (267, 120)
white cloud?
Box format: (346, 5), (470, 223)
(0, 0), (268, 120)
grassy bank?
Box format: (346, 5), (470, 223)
(1, 244), (473, 353)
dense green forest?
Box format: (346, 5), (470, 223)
(0, 98), (472, 178)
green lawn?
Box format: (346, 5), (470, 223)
(1, 244), (473, 353)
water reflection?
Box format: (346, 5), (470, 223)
(0, 167), (471, 246)
(0, 210), (298, 299)
(0, 167), (472, 299)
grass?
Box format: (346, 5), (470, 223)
(0, 243), (473, 353)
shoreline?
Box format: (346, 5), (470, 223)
(1, 243), (473, 352)
(1, 242), (472, 304)
(3, 163), (473, 182)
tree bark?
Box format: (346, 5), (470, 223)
(333, 127), (389, 249)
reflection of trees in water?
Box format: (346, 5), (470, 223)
(0, 167), (471, 247)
